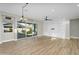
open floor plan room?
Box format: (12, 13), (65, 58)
(0, 3), (79, 55)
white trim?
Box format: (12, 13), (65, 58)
(0, 39), (17, 44)
(41, 35), (70, 40)
(65, 37), (70, 40)
(70, 36), (79, 39)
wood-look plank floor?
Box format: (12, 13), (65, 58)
(0, 37), (79, 55)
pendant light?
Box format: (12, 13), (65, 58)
(20, 3), (28, 23)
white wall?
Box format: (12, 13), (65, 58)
(70, 19), (79, 38)
(37, 21), (43, 36)
(65, 20), (70, 39)
(0, 15), (2, 41)
(43, 18), (70, 39)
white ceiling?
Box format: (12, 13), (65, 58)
(0, 3), (79, 20)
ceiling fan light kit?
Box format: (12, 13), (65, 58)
(44, 16), (52, 21)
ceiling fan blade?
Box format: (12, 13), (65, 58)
(45, 19), (52, 21)
(42, 16), (52, 21)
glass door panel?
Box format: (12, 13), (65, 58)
(26, 23), (33, 37)
(17, 22), (26, 38)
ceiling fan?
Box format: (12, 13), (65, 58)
(43, 16), (52, 21)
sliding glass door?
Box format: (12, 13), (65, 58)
(17, 22), (37, 39)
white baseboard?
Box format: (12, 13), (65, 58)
(64, 37), (70, 40)
(0, 39), (17, 44)
(38, 35), (70, 40)
(70, 36), (79, 39)
(0, 36), (71, 44)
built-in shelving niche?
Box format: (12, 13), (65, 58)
(2, 15), (13, 32)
